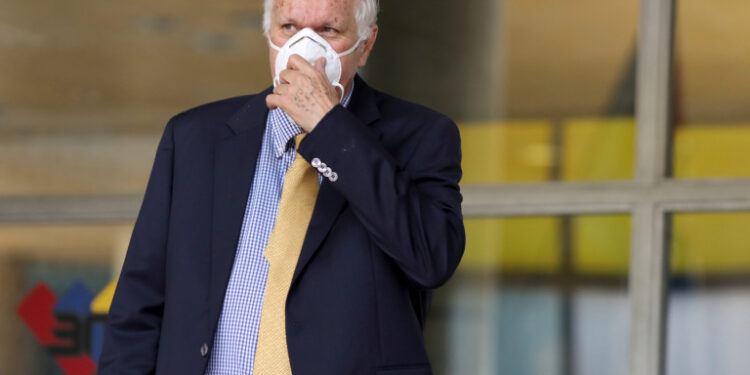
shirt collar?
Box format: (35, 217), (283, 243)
(269, 79), (356, 158)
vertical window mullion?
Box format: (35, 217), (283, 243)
(629, 203), (669, 375)
(635, 0), (675, 185)
(630, 0), (676, 374)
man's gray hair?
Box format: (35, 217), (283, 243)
(262, 0), (379, 40)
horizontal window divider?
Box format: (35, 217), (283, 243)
(462, 179), (750, 216)
(4, 179), (750, 223)
(0, 194), (143, 224)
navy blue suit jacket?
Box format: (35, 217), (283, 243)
(99, 76), (465, 375)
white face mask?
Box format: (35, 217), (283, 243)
(269, 28), (362, 101)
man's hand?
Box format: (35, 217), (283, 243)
(266, 54), (340, 133)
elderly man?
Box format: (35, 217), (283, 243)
(99, 0), (464, 374)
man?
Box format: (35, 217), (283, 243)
(99, 0), (464, 373)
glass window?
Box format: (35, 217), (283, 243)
(671, 0), (750, 179)
(368, 0), (639, 184)
(0, 0), (268, 195)
(666, 212), (750, 375)
(0, 129), (160, 195)
(426, 215), (631, 375)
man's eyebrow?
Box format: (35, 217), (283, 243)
(321, 20), (343, 29)
(276, 16), (344, 29)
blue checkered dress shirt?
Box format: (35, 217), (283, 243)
(205, 83), (354, 375)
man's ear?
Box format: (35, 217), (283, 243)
(357, 25), (379, 68)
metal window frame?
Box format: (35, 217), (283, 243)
(2, 0), (747, 374)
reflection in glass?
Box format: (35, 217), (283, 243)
(671, 0), (750, 178)
(0, 0), (268, 195)
(368, 0), (639, 184)
(425, 215), (630, 375)
(667, 212), (750, 375)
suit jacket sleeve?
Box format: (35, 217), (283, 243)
(297, 105), (465, 289)
(99, 118), (175, 374)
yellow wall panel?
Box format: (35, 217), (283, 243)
(674, 125), (750, 178)
(459, 122), (553, 184)
(562, 118), (635, 181)
(572, 215), (631, 275)
(460, 217), (561, 273)
(672, 212), (750, 274)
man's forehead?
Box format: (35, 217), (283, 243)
(274, 0), (355, 25)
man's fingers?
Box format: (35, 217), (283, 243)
(265, 94), (278, 110)
(266, 94), (288, 110)
(279, 69), (307, 86)
(273, 83), (293, 95)
(288, 54), (323, 78)
(287, 54), (312, 70)
(314, 57), (326, 73)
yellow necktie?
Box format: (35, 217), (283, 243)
(254, 133), (319, 374)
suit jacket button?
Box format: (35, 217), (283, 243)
(200, 343), (209, 357)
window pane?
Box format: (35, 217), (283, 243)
(0, 223), (129, 374)
(426, 215), (630, 375)
(0, 130), (160, 195)
(667, 212), (750, 375)
(368, 0), (639, 184)
(1, 0), (640, 190)
(0, 0), (267, 195)
(671, 0), (750, 179)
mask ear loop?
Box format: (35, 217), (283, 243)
(331, 39), (363, 102)
(337, 38), (364, 57)
(333, 82), (345, 102)
(268, 36), (283, 87)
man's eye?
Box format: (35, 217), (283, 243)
(282, 24), (296, 31)
(322, 27), (337, 34)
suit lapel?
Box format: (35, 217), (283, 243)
(208, 89), (270, 330)
(291, 75), (382, 287)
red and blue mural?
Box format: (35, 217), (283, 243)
(17, 281), (116, 375)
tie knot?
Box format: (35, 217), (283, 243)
(294, 133), (306, 149)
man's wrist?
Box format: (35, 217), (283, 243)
(308, 104), (343, 134)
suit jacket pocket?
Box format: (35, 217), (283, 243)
(375, 365), (432, 375)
